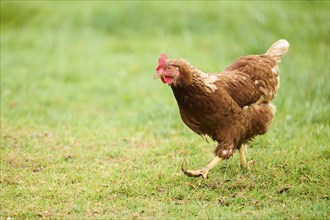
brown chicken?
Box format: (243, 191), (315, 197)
(154, 39), (289, 178)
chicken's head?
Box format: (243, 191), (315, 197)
(154, 53), (180, 85)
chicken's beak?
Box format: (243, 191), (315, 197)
(154, 72), (163, 79)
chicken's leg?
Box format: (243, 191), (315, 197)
(239, 144), (255, 169)
(181, 156), (222, 179)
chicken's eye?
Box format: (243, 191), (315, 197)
(167, 66), (171, 70)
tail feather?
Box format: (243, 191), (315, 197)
(265, 39), (289, 64)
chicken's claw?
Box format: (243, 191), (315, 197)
(247, 160), (256, 169)
(181, 159), (209, 179)
(182, 168), (209, 179)
(240, 160), (256, 170)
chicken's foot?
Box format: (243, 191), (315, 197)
(239, 144), (255, 170)
(181, 157), (222, 179)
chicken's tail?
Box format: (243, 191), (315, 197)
(265, 39), (289, 64)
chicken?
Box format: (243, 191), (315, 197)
(154, 39), (289, 178)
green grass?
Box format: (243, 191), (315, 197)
(1, 1), (329, 219)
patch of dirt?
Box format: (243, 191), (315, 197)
(278, 185), (292, 194)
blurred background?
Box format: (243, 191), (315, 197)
(1, 1), (328, 138)
(1, 1), (329, 219)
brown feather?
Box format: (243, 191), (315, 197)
(165, 40), (288, 159)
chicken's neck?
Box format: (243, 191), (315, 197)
(171, 60), (218, 94)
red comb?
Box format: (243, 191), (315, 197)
(156, 53), (167, 72)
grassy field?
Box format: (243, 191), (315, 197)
(1, 1), (329, 219)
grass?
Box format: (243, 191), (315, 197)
(1, 1), (329, 219)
